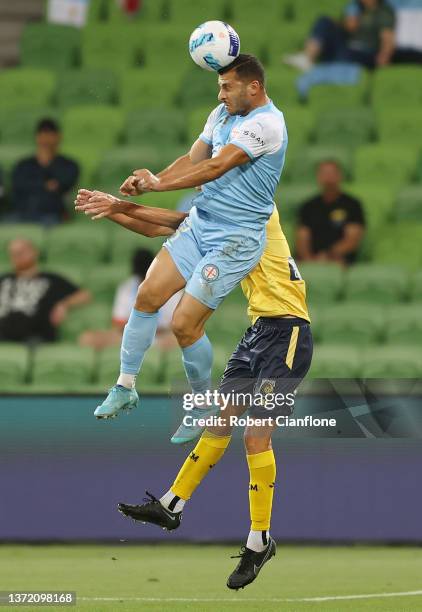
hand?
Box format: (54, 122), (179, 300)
(75, 190), (124, 220)
(133, 168), (162, 192)
(50, 302), (68, 326)
(120, 174), (142, 196)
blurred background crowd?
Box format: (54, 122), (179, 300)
(0, 0), (421, 392)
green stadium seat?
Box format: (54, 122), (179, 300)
(385, 305), (422, 346)
(120, 69), (181, 109)
(342, 183), (395, 261)
(82, 24), (143, 71)
(286, 146), (353, 183)
(187, 106), (212, 144)
(62, 105), (124, 149)
(265, 67), (301, 107)
(282, 106), (314, 149)
(354, 145), (418, 187)
(94, 145), (186, 190)
(60, 303), (111, 342)
(60, 145), (102, 188)
(288, 0), (346, 23)
(361, 346), (422, 378)
(176, 68), (220, 109)
(21, 23), (81, 70)
(307, 344), (361, 378)
(345, 264), (409, 304)
(372, 223), (422, 270)
(40, 264), (85, 286)
(0, 224), (45, 265)
(395, 186), (422, 222)
(299, 263), (344, 304)
(312, 107), (376, 147)
(85, 265), (125, 304)
(0, 344), (30, 390)
(0, 69), (56, 111)
(45, 224), (108, 265)
(170, 0), (228, 26)
(410, 270), (422, 302)
(109, 222), (164, 264)
(275, 184), (315, 223)
(319, 304), (385, 346)
(31, 344), (95, 390)
(228, 23), (270, 66)
(55, 69), (118, 108)
(143, 24), (190, 72)
(372, 67), (422, 109)
(306, 77), (369, 110)
(124, 108), (187, 146)
(97, 344), (163, 391)
(376, 107), (422, 147)
(87, 0), (109, 22)
(0, 108), (61, 146)
(266, 22), (309, 60)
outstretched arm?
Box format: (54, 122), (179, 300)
(136, 144), (249, 193)
(120, 139), (212, 196)
(75, 190), (187, 237)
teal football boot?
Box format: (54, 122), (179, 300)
(94, 385), (139, 419)
(170, 405), (220, 444)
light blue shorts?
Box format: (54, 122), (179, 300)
(163, 206), (266, 310)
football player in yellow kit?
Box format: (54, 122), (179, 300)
(75, 189), (313, 590)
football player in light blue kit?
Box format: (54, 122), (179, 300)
(93, 54), (288, 442)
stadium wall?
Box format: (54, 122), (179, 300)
(1, 396), (421, 543)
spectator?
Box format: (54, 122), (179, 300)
(79, 248), (181, 351)
(284, 0), (396, 70)
(0, 238), (90, 343)
(0, 166), (4, 213)
(10, 118), (79, 226)
(295, 160), (366, 266)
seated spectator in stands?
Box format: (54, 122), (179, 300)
(79, 248), (181, 351)
(284, 0), (396, 70)
(0, 166), (4, 213)
(10, 119), (79, 226)
(295, 160), (366, 266)
(0, 238), (90, 343)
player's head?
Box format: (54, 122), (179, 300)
(132, 248), (154, 280)
(35, 118), (61, 154)
(217, 53), (266, 116)
(317, 160), (343, 190)
(8, 238), (39, 273)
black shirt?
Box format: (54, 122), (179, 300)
(0, 272), (78, 342)
(298, 192), (365, 264)
(11, 155), (79, 224)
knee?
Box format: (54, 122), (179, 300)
(171, 309), (202, 346)
(244, 431), (272, 455)
(135, 279), (165, 312)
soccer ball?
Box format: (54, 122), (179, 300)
(188, 21), (240, 72)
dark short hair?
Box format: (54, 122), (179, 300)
(132, 248), (154, 279)
(36, 118), (61, 134)
(317, 159), (343, 173)
(218, 53), (265, 86)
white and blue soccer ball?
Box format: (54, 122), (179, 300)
(189, 20), (240, 72)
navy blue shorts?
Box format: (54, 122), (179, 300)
(219, 317), (313, 418)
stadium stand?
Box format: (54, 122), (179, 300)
(0, 0), (421, 392)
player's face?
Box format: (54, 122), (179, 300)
(8, 240), (38, 273)
(217, 71), (251, 116)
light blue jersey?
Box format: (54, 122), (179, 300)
(194, 100), (288, 230)
(163, 99), (288, 309)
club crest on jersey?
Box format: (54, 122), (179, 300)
(201, 264), (219, 282)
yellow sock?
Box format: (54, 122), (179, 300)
(247, 450), (276, 531)
(171, 432), (231, 501)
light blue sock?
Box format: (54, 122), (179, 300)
(120, 309), (158, 376)
(182, 334), (213, 395)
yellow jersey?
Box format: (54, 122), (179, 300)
(241, 207), (310, 324)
